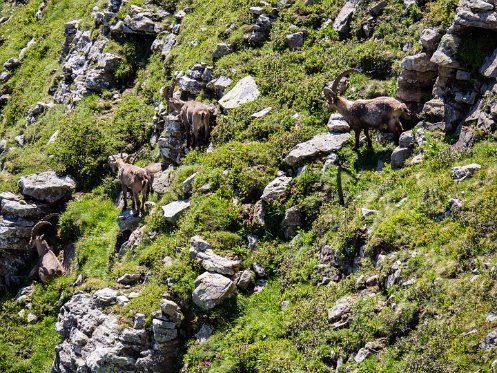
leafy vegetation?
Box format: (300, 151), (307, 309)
(1, 0), (497, 372)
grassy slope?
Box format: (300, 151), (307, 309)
(3, 0), (497, 372)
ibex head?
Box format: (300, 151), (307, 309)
(324, 68), (361, 108)
(29, 221), (53, 254)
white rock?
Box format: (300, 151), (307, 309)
(219, 76), (260, 109)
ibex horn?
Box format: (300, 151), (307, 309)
(330, 68), (361, 94)
(29, 221), (52, 248)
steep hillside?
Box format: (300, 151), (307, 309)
(1, 0), (497, 372)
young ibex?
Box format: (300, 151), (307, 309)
(163, 82), (213, 147)
(109, 154), (149, 214)
(323, 69), (411, 150)
(29, 219), (65, 284)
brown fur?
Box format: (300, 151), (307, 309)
(324, 70), (411, 150)
(109, 156), (149, 213)
(29, 222), (65, 283)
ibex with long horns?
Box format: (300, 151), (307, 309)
(29, 215), (65, 283)
(323, 69), (411, 150)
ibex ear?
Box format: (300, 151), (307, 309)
(323, 87), (335, 103)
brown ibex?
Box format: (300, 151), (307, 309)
(163, 81), (213, 147)
(323, 69), (411, 150)
(29, 218), (65, 284)
(109, 154), (149, 214)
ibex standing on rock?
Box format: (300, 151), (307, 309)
(163, 82), (213, 147)
(29, 218), (65, 284)
(109, 155), (149, 214)
(323, 69), (411, 150)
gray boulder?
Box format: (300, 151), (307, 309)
(219, 76), (260, 109)
(116, 209), (142, 232)
(391, 146), (412, 169)
(328, 296), (353, 328)
(260, 176), (292, 202)
(283, 132), (351, 166)
(162, 200), (191, 224)
(206, 76), (233, 97)
(1, 198), (49, 219)
(152, 319), (177, 343)
(236, 269), (254, 290)
(286, 32), (304, 49)
(18, 171), (76, 204)
(481, 329), (497, 350)
(192, 272), (237, 311)
(420, 28), (441, 52)
(213, 43), (232, 59)
(152, 169), (174, 194)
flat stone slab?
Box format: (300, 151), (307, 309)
(219, 76), (260, 109)
(162, 200), (191, 224)
(1, 198), (49, 219)
(18, 171), (76, 203)
(284, 132), (351, 166)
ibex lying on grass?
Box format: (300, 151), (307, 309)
(323, 69), (411, 150)
(163, 82), (213, 147)
(29, 216), (65, 284)
(109, 154), (149, 214)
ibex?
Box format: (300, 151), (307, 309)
(127, 150), (165, 198)
(109, 154), (149, 214)
(163, 82), (213, 147)
(29, 218), (65, 284)
(323, 69), (411, 150)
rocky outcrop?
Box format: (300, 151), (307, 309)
(156, 113), (188, 165)
(396, 28), (440, 113)
(18, 171), (76, 204)
(53, 291), (182, 372)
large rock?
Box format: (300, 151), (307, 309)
(333, 0), (363, 34)
(260, 176), (292, 202)
(1, 198), (49, 219)
(0, 218), (34, 250)
(286, 32), (304, 49)
(189, 236), (241, 276)
(152, 168), (174, 194)
(18, 171), (76, 204)
(219, 76), (260, 109)
(162, 200), (191, 224)
(283, 132), (351, 166)
(192, 272), (237, 311)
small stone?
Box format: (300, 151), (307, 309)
(451, 163), (481, 181)
(354, 348), (371, 364)
(182, 173), (197, 194)
(116, 295), (130, 306)
(260, 176), (292, 202)
(251, 107), (272, 119)
(134, 313), (146, 329)
(252, 262), (266, 278)
(117, 273), (141, 285)
(162, 200), (191, 224)
(27, 313), (38, 324)
(236, 269), (254, 290)
(253, 279), (267, 294)
(361, 208), (378, 217)
(196, 323), (214, 343)
(286, 32), (304, 49)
